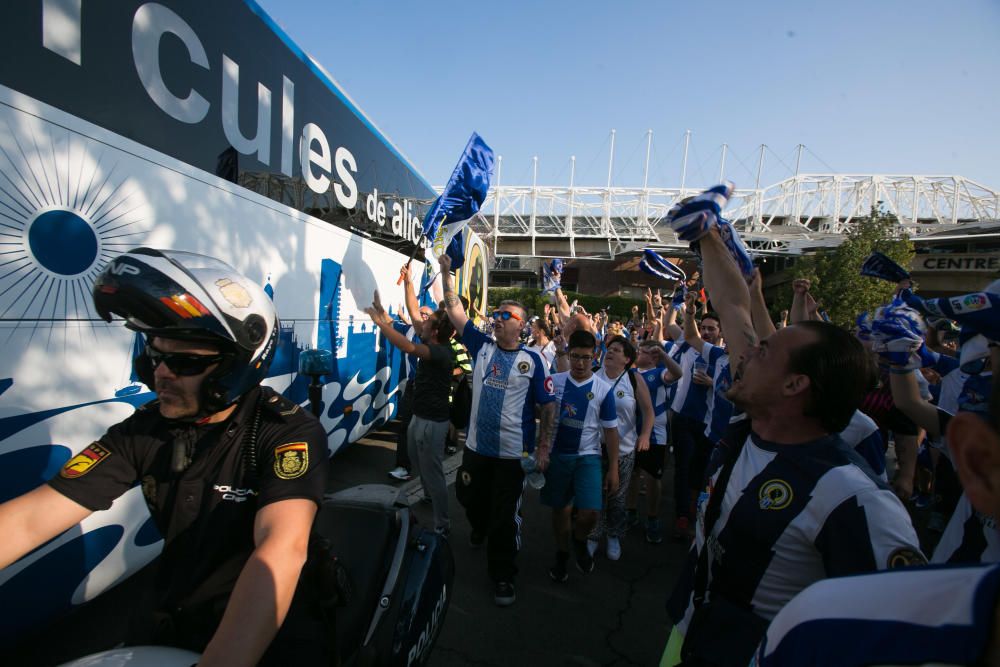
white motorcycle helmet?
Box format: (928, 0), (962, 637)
(92, 248), (278, 415)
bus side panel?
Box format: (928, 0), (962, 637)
(0, 88), (421, 638)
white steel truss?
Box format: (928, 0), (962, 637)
(471, 174), (1000, 259)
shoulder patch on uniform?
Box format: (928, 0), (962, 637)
(758, 479), (793, 510)
(61, 443), (111, 479)
(887, 546), (927, 568)
(274, 442), (309, 479)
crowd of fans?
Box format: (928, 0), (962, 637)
(376, 181), (998, 666)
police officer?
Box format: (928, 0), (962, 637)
(0, 248), (328, 666)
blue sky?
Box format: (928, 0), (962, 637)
(257, 0), (999, 191)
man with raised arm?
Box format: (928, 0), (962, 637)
(661, 184), (923, 667)
(436, 254), (556, 607)
(388, 263), (436, 481)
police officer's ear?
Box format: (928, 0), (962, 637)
(949, 412), (1000, 519)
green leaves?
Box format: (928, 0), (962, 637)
(777, 206), (914, 327)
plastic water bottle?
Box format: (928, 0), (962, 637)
(520, 452), (546, 490)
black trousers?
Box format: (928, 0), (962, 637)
(455, 447), (525, 582)
(671, 411), (714, 520)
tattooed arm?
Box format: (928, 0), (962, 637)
(437, 254), (470, 332)
(535, 402), (556, 471)
(699, 229), (757, 364)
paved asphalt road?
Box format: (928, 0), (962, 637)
(336, 423), (690, 667)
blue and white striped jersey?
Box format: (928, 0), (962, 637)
(670, 341), (724, 423)
(551, 372), (618, 456)
(669, 421), (923, 632)
(839, 409), (887, 482)
(700, 342), (733, 444)
(637, 365), (673, 445)
(753, 563), (1000, 666)
(462, 321), (556, 459)
(932, 494), (1000, 564)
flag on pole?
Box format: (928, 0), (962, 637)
(860, 251), (911, 283)
(422, 132), (495, 270)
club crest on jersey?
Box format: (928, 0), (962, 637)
(60, 443), (111, 478)
(274, 442), (309, 479)
(887, 546), (927, 568)
(616, 390), (625, 398)
(517, 361), (530, 374)
(460, 470), (472, 486)
(758, 479), (793, 510)
(586, 392), (594, 400)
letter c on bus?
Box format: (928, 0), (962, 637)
(132, 3), (210, 124)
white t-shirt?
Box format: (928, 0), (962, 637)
(527, 340), (557, 372)
(595, 367), (639, 456)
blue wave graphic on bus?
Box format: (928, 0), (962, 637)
(0, 256), (407, 639)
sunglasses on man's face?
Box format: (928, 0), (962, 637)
(492, 310), (522, 322)
(146, 344), (224, 376)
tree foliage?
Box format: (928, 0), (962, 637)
(770, 206), (914, 328)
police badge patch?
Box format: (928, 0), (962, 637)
(274, 442), (309, 479)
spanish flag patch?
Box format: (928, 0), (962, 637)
(60, 443), (111, 479)
(274, 442), (309, 480)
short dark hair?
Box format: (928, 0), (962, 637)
(430, 310), (455, 342)
(701, 312), (721, 328)
(786, 321), (876, 433)
(605, 335), (637, 366)
(568, 329), (597, 351)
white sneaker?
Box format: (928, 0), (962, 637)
(606, 537), (622, 561)
(388, 466), (411, 481)
(586, 539), (599, 557)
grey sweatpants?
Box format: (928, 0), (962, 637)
(407, 415), (451, 533)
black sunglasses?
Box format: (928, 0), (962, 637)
(146, 344), (224, 376)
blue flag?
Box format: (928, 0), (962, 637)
(541, 258), (564, 295)
(860, 251), (910, 283)
(422, 132), (495, 270)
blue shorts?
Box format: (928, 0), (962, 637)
(540, 453), (603, 510)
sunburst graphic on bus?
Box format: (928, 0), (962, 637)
(0, 113), (151, 336)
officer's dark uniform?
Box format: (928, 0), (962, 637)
(47, 385), (328, 661)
